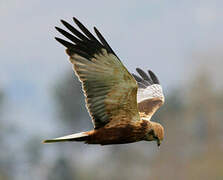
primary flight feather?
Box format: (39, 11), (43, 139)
(43, 17), (165, 147)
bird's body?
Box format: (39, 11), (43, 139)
(46, 120), (163, 145)
(43, 17), (165, 147)
(86, 120), (149, 145)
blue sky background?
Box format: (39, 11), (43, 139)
(1, 0), (222, 141)
(1, 1), (223, 179)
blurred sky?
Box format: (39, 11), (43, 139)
(1, 0), (222, 136)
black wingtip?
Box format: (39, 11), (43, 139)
(93, 26), (99, 33)
(72, 17), (79, 24)
(72, 17), (98, 41)
(55, 26), (65, 35)
(72, 17), (83, 28)
(93, 27), (99, 37)
(60, 19), (68, 26)
(55, 37), (63, 43)
(55, 37), (61, 42)
(73, 17), (84, 27)
(132, 73), (143, 82)
(94, 26), (117, 56)
(55, 37), (73, 48)
(136, 68), (147, 78)
(136, 68), (153, 83)
(55, 26), (60, 31)
(55, 17), (118, 60)
(134, 68), (161, 87)
(148, 70), (160, 84)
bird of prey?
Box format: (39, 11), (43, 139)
(43, 17), (165, 147)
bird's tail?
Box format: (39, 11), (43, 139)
(42, 132), (89, 143)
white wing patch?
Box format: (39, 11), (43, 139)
(137, 84), (164, 103)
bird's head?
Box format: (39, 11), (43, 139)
(144, 122), (164, 147)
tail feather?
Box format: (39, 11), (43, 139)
(42, 132), (89, 143)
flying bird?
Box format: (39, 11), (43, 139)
(43, 17), (165, 147)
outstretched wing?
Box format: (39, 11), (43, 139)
(55, 17), (140, 129)
(132, 68), (164, 118)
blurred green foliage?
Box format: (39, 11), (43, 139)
(0, 90), (10, 180)
(53, 71), (92, 130)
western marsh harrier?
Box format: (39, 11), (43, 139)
(43, 18), (165, 147)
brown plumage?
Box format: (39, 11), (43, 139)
(43, 17), (165, 147)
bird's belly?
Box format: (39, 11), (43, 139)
(86, 126), (144, 145)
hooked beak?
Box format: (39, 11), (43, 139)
(157, 139), (161, 148)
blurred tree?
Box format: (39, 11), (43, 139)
(25, 136), (42, 164)
(54, 70), (92, 130)
(52, 71), (94, 179)
(0, 90), (11, 180)
(0, 91), (3, 105)
(0, 90), (5, 139)
(47, 156), (77, 180)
